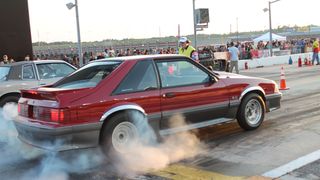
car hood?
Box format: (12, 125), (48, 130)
(214, 71), (276, 89)
(215, 71), (251, 79)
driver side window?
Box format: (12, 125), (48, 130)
(156, 59), (209, 88)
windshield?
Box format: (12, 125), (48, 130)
(0, 66), (10, 81)
(53, 61), (122, 89)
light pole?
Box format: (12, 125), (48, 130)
(263, 0), (281, 57)
(236, 17), (239, 42)
(66, 0), (83, 67)
(192, 0), (197, 49)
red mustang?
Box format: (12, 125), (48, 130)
(14, 55), (281, 155)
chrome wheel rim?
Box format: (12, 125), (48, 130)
(112, 121), (138, 153)
(245, 99), (262, 126)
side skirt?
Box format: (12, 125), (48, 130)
(159, 118), (235, 136)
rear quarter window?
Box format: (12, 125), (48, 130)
(53, 61), (121, 89)
(113, 60), (158, 94)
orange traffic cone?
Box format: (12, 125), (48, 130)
(279, 67), (289, 90)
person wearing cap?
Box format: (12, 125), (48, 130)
(178, 37), (199, 62)
(312, 38), (319, 65)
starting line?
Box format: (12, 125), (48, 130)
(262, 149), (320, 178)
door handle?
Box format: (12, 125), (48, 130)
(163, 92), (175, 98)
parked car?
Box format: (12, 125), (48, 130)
(14, 55), (281, 157)
(198, 46), (229, 72)
(0, 60), (77, 106)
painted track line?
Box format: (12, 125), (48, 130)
(262, 149), (320, 178)
(151, 164), (244, 180)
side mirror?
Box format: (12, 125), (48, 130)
(208, 75), (217, 84)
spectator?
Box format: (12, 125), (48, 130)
(312, 38), (319, 65)
(97, 52), (106, 59)
(108, 49), (115, 57)
(25, 55), (30, 61)
(228, 42), (240, 74)
(71, 56), (80, 68)
(178, 37), (199, 61)
(1, 55), (9, 64)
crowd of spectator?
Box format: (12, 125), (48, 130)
(31, 47), (178, 68)
(1, 38), (318, 67)
(0, 55), (15, 65)
(200, 38), (317, 60)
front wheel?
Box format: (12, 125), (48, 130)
(237, 93), (265, 130)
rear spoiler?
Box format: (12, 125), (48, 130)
(20, 89), (58, 101)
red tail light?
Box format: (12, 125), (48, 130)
(19, 104), (70, 123)
(18, 103), (29, 117)
(50, 109), (66, 123)
(18, 103), (21, 114)
(29, 90), (38, 95)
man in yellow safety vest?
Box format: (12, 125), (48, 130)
(178, 37), (199, 62)
(312, 38), (319, 65)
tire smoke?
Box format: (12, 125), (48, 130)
(112, 111), (207, 176)
(1, 105), (206, 179)
(0, 104), (107, 179)
(0, 103), (42, 163)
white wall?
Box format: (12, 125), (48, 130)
(238, 52), (314, 70)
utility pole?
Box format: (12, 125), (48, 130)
(236, 17), (239, 42)
(192, 0), (197, 49)
(268, 1), (273, 57)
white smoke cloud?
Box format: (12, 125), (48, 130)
(0, 103), (106, 180)
(0, 103), (43, 162)
(112, 112), (207, 176)
(0, 103), (18, 144)
(22, 149), (106, 180)
(1, 105), (206, 179)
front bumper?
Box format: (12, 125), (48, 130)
(13, 117), (103, 151)
(265, 92), (282, 112)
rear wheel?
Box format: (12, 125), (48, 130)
(237, 93), (265, 130)
(100, 111), (142, 157)
(0, 95), (20, 107)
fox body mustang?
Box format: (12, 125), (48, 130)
(14, 55), (281, 155)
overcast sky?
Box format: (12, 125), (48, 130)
(28, 0), (320, 43)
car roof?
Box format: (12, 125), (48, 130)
(92, 54), (187, 63)
(0, 60), (70, 67)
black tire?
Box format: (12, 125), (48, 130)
(237, 93), (265, 130)
(0, 95), (20, 107)
(99, 110), (157, 158)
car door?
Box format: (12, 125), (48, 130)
(155, 58), (230, 129)
(0, 64), (38, 97)
(112, 59), (162, 131)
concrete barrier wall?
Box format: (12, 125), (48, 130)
(238, 52), (314, 70)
